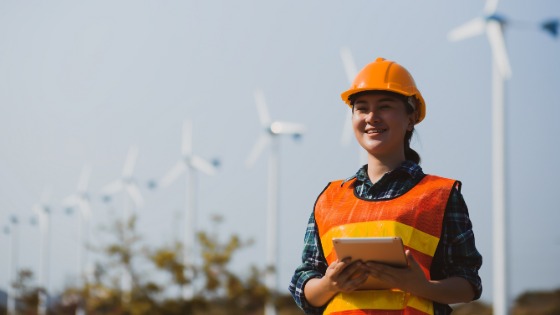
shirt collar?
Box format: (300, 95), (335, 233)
(342, 160), (424, 186)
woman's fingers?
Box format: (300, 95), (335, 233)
(364, 261), (404, 288)
(345, 261), (371, 290)
(329, 259), (369, 292)
(363, 252), (429, 292)
(365, 262), (391, 279)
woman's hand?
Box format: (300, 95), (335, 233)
(303, 257), (369, 307)
(324, 257), (369, 293)
(364, 250), (428, 293)
(364, 250), (476, 304)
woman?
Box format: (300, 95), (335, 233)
(289, 57), (482, 315)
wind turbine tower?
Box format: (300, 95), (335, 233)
(5, 216), (19, 315)
(63, 165), (93, 284)
(63, 165), (93, 315)
(159, 119), (218, 299)
(33, 190), (52, 315)
(246, 89), (305, 315)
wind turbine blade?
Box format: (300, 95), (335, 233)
(78, 199), (92, 220)
(246, 133), (271, 168)
(32, 204), (47, 227)
(270, 122), (306, 135)
(254, 89), (271, 126)
(190, 156), (217, 176)
(448, 18), (485, 41)
(125, 184), (144, 208)
(340, 47), (358, 84)
(486, 21), (512, 78)
(77, 165), (92, 193)
(160, 161), (186, 188)
(101, 180), (123, 196)
(484, 0), (499, 15)
(182, 120), (193, 156)
(340, 110), (353, 146)
(122, 146), (139, 177)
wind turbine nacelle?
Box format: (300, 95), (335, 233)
(211, 158), (221, 168)
(147, 179), (158, 190)
(542, 19), (559, 37)
(486, 14), (507, 25)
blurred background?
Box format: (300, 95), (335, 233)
(0, 0), (559, 314)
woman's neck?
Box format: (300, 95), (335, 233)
(367, 155), (406, 184)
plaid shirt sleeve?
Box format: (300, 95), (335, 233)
(432, 184), (483, 301)
(288, 211), (328, 314)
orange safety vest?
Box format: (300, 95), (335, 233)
(314, 175), (457, 315)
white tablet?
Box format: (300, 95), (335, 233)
(332, 237), (408, 290)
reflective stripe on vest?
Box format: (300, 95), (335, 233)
(314, 175), (456, 315)
(324, 290), (433, 315)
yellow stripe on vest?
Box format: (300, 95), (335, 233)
(322, 221), (440, 258)
(324, 290), (433, 314)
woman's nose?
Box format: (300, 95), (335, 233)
(365, 110), (379, 123)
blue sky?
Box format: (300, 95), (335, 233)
(1, 0), (559, 305)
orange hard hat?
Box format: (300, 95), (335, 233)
(340, 57), (426, 124)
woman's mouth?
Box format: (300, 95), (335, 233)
(365, 128), (386, 134)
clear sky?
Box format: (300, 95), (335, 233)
(1, 0), (559, 305)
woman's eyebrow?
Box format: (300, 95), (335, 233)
(377, 97), (399, 102)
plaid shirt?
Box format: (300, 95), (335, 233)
(288, 161), (483, 315)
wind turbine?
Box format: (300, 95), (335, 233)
(5, 215), (19, 315)
(159, 119), (218, 298)
(63, 165), (93, 282)
(449, 1), (511, 313)
(101, 146), (144, 301)
(449, 2), (557, 315)
(246, 89), (305, 315)
(339, 47), (368, 166)
(62, 165), (93, 315)
(2, 225), (11, 314)
(33, 189), (52, 315)
(101, 146), (144, 217)
(449, 1), (512, 314)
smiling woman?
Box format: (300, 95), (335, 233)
(289, 57), (483, 315)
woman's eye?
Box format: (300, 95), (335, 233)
(354, 106), (367, 112)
